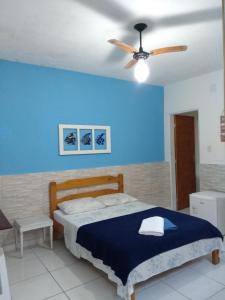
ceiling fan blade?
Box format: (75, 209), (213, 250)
(150, 45), (187, 56)
(108, 39), (137, 53)
(124, 59), (138, 69)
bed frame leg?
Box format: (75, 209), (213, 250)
(53, 221), (64, 240)
(131, 292), (136, 300)
(53, 229), (61, 240)
(212, 249), (220, 265)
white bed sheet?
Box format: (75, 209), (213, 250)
(54, 201), (224, 300)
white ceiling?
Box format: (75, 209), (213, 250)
(0, 0), (223, 85)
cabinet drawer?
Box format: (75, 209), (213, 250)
(190, 198), (217, 227)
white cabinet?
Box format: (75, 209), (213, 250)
(190, 191), (225, 235)
(0, 248), (11, 300)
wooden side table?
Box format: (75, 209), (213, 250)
(14, 215), (53, 257)
(0, 210), (12, 231)
(0, 210), (12, 248)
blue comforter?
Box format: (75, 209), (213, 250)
(76, 207), (223, 285)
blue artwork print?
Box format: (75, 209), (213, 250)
(80, 129), (93, 150)
(63, 128), (78, 151)
(65, 133), (76, 145)
(94, 129), (107, 150)
(96, 133), (105, 145)
(81, 133), (91, 145)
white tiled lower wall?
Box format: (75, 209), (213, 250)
(200, 164), (225, 193)
(0, 162), (171, 249)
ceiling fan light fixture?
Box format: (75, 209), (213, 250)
(134, 59), (149, 83)
(108, 22), (187, 83)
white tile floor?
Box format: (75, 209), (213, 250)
(6, 239), (225, 300)
(179, 208), (190, 215)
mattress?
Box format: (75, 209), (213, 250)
(54, 201), (224, 300)
(54, 210), (69, 226)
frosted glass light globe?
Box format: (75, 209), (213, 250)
(134, 59), (149, 83)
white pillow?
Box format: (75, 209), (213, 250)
(96, 193), (137, 207)
(58, 197), (106, 215)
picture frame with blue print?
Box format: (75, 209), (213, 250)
(80, 128), (92, 151)
(62, 128), (78, 152)
(94, 129), (107, 150)
(59, 124), (111, 155)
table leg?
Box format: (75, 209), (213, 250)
(43, 227), (46, 242)
(20, 231), (23, 258)
(14, 228), (18, 250)
(50, 225), (53, 249)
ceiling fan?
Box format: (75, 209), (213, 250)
(108, 23), (187, 82)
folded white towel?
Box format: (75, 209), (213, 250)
(138, 216), (164, 236)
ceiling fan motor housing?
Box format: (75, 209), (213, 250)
(133, 51), (149, 60)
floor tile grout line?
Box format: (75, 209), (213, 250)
(42, 291), (67, 300)
(64, 292), (70, 300)
(43, 291), (70, 300)
(8, 243), (105, 299)
(135, 278), (162, 293)
(6, 255), (37, 269)
(161, 261), (225, 287)
(7, 252), (204, 299)
(44, 291), (70, 300)
(188, 262), (225, 287)
(10, 242), (225, 299)
(32, 247), (65, 294)
(204, 275), (225, 287)
(33, 243), (91, 274)
(160, 265), (192, 282)
(63, 291), (70, 300)
(42, 291), (63, 300)
(8, 251), (49, 287)
(32, 244), (107, 297)
(205, 286), (225, 300)
(31, 244), (82, 273)
(5, 246), (41, 267)
(48, 269), (69, 293)
(163, 273), (225, 300)
(162, 280), (191, 300)
(30, 245), (51, 274)
(64, 275), (103, 293)
(46, 259), (81, 273)
(63, 276), (105, 294)
(43, 253), (102, 295)
(31, 245), (74, 272)
(31, 244), (71, 297)
(9, 271), (53, 288)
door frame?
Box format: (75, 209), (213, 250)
(169, 108), (200, 210)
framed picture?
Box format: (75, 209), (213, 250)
(59, 124), (111, 155)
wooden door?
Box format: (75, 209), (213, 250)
(174, 115), (196, 210)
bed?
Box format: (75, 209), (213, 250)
(49, 174), (223, 300)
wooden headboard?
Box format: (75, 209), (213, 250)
(49, 174), (124, 238)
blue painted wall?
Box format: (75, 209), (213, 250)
(0, 60), (164, 175)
